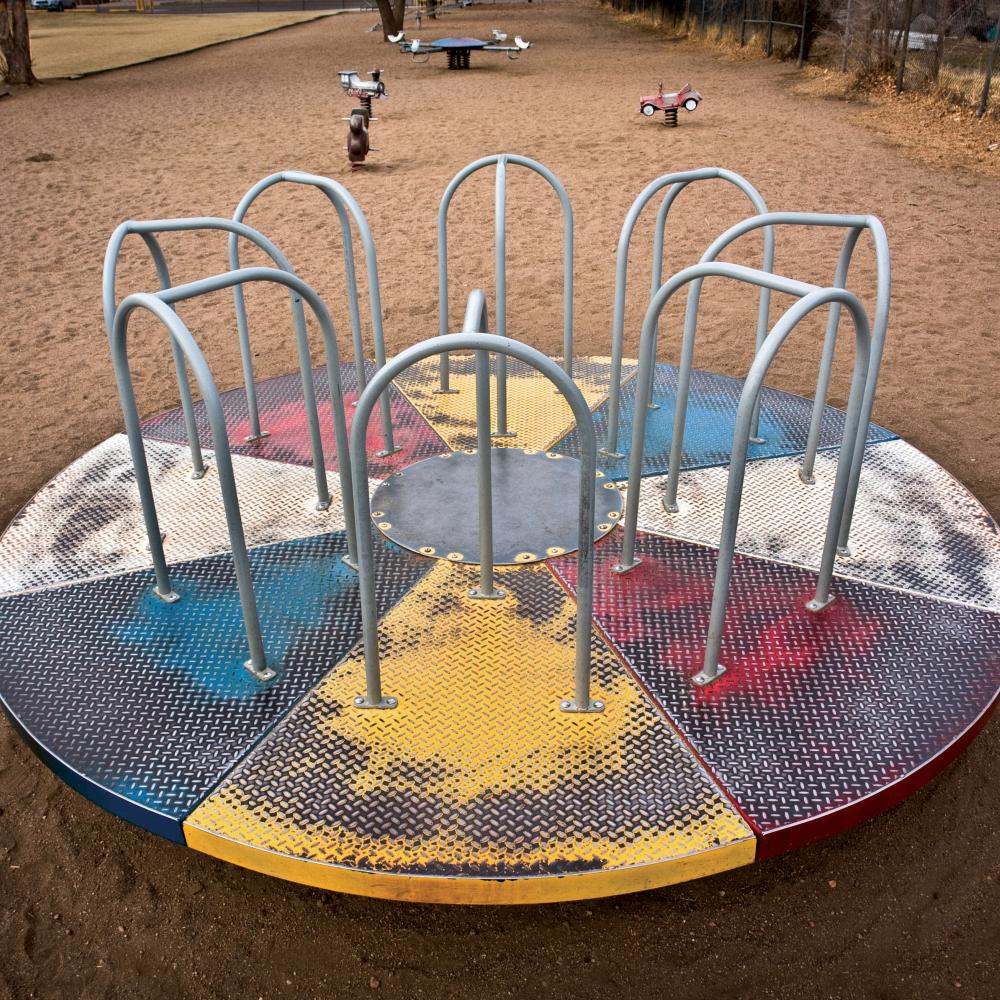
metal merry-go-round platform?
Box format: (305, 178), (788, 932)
(1, 159), (998, 905)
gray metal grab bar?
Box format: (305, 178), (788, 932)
(232, 170), (398, 457)
(350, 292), (602, 714)
(614, 261), (870, 686)
(436, 155), (574, 437)
(110, 266), (358, 686)
(103, 217), (314, 481)
(603, 167), (774, 457)
(689, 211), (890, 553)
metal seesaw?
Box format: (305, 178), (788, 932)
(389, 29), (530, 69)
(1, 161), (999, 903)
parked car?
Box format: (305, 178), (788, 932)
(31, 0), (77, 11)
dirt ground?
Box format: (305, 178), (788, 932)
(2, 3), (1000, 997)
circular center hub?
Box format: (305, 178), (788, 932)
(369, 448), (622, 564)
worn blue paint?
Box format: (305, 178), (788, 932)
(113, 537), (361, 701)
(556, 363), (895, 480)
(0, 530), (430, 841)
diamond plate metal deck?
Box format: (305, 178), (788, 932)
(140, 361), (447, 479)
(0, 532), (430, 842)
(0, 435), (380, 597)
(629, 439), (1000, 613)
(185, 561), (755, 903)
(551, 532), (1000, 857)
(555, 363), (896, 480)
(393, 355), (638, 453)
(370, 449), (622, 564)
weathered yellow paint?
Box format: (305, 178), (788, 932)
(185, 562), (755, 904)
(182, 825), (756, 904)
(393, 356), (638, 453)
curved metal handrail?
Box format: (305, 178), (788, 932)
(231, 170), (397, 457)
(349, 292), (602, 715)
(111, 267), (358, 662)
(692, 211), (890, 552)
(103, 217), (314, 479)
(603, 167), (774, 457)
(111, 292), (272, 681)
(616, 261), (871, 685)
(436, 154), (574, 435)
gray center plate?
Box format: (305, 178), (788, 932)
(370, 449), (623, 564)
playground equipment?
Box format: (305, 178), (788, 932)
(1, 159), (999, 905)
(639, 83), (702, 127)
(389, 30), (530, 69)
(338, 69), (385, 169)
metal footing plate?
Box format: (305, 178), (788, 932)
(555, 363), (896, 480)
(551, 532), (1000, 857)
(0, 532), (429, 842)
(369, 449), (623, 565)
(185, 562), (754, 903)
(393, 355), (638, 453)
(140, 361), (447, 479)
(630, 439), (1000, 612)
(0, 435), (379, 597)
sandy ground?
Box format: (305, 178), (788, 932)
(1, 3), (1000, 997)
(26, 9), (335, 79)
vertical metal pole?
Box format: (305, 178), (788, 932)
(135, 234), (209, 475)
(334, 205), (368, 395)
(614, 281), (662, 574)
(318, 321), (359, 569)
(562, 193), (574, 380)
(695, 290), (870, 684)
(798, 0), (808, 66)
(493, 158), (511, 438)
(560, 410), (602, 714)
(290, 303), (332, 511)
(231, 281), (267, 443)
(113, 352), (177, 604)
(469, 349), (506, 600)
(766, 0), (774, 54)
(436, 188), (457, 395)
(807, 329), (869, 610)
(204, 389), (272, 681)
(662, 281), (703, 513)
(739, 0), (747, 45)
(799, 227), (862, 484)
(167, 341), (208, 478)
(837, 225), (891, 554)
(748, 222), (775, 445)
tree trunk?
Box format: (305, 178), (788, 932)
(4, 0), (33, 84)
(1, 0), (13, 78)
(375, 0), (403, 40)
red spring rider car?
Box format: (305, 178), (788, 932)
(639, 82), (702, 124)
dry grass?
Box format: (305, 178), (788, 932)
(933, 63), (996, 111)
(26, 9), (334, 79)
